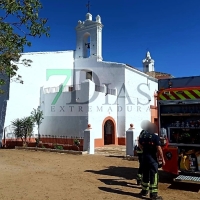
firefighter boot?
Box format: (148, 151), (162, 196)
(150, 193), (163, 200)
(136, 174), (142, 185)
(139, 190), (148, 197)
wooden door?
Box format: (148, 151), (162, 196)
(104, 120), (113, 145)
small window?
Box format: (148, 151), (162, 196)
(69, 86), (73, 91)
(86, 71), (92, 80)
(146, 65), (148, 68)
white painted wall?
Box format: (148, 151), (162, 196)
(74, 57), (158, 140)
(5, 51), (74, 137)
(37, 53), (158, 143)
(39, 81), (88, 137)
(4, 50), (158, 143)
(87, 80), (117, 139)
(75, 57), (125, 138)
(39, 79), (118, 139)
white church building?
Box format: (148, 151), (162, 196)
(3, 12), (158, 147)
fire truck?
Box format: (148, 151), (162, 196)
(157, 75), (200, 184)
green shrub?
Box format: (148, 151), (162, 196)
(54, 145), (63, 150)
(74, 139), (80, 146)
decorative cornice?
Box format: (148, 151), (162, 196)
(76, 22), (103, 31)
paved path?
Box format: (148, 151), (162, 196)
(95, 145), (126, 156)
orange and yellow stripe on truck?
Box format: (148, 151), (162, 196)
(158, 89), (200, 100)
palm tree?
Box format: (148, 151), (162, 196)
(11, 118), (24, 144)
(12, 117), (35, 147)
(31, 108), (44, 147)
(21, 117), (35, 146)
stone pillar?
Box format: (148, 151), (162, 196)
(83, 124), (94, 154)
(126, 124), (134, 156)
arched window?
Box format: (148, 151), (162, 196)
(83, 32), (90, 58)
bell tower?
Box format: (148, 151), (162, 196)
(142, 51), (155, 73)
(75, 13), (103, 61)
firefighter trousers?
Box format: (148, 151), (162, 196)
(141, 161), (159, 195)
(136, 153), (143, 181)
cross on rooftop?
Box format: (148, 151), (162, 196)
(86, 1), (91, 13)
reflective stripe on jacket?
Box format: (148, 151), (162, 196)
(137, 130), (146, 153)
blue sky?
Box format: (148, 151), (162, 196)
(24, 0), (200, 78)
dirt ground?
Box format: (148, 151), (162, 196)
(0, 148), (199, 200)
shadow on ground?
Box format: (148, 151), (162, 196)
(85, 166), (172, 184)
(85, 166), (200, 193)
(105, 155), (125, 159)
(98, 186), (149, 200)
(168, 182), (200, 192)
(98, 178), (139, 189)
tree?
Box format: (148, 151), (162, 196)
(21, 116), (34, 146)
(0, 0), (50, 93)
(31, 107), (43, 146)
(11, 118), (23, 142)
(11, 116), (34, 146)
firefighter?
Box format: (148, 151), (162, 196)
(138, 123), (165, 200)
(136, 120), (151, 185)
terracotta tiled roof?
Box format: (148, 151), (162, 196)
(146, 71), (174, 79)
